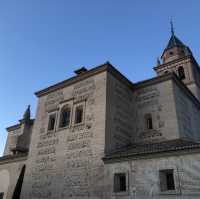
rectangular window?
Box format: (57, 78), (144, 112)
(48, 114), (56, 131)
(114, 173), (126, 193)
(75, 105), (84, 124)
(145, 113), (153, 130)
(159, 169), (175, 192)
(0, 193), (4, 199)
(59, 106), (71, 128)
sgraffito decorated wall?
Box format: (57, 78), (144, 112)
(133, 79), (180, 143)
(173, 80), (200, 140)
(20, 71), (108, 199)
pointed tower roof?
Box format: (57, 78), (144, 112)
(166, 20), (185, 49)
(165, 34), (185, 50)
(23, 105), (31, 122)
(161, 21), (187, 58)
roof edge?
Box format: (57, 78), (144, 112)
(6, 124), (21, 132)
(103, 139), (200, 164)
(35, 62), (134, 97)
(103, 147), (200, 164)
(0, 153), (28, 165)
(134, 72), (200, 109)
(6, 119), (35, 132)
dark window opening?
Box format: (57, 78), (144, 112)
(59, 106), (71, 128)
(145, 113), (153, 130)
(48, 114), (56, 131)
(0, 193), (4, 199)
(75, 106), (83, 124)
(159, 169), (175, 192)
(169, 51), (174, 56)
(114, 173), (126, 193)
(178, 66), (185, 80)
(166, 173), (175, 190)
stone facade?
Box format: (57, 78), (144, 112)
(1, 30), (200, 199)
(0, 154), (27, 199)
(104, 150), (200, 199)
(21, 70), (108, 199)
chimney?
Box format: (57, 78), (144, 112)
(74, 67), (88, 75)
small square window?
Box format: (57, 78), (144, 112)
(114, 173), (127, 193)
(48, 114), (56, 131)
(0, 193), (4, 199)
(159, 169), (175, 192)
(75, 105), (84, 124)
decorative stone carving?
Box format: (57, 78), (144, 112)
(45, 90), (64, 112)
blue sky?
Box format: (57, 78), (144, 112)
(0, 0), (200, 155)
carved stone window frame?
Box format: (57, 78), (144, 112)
(112, 168), (129, 196)
(47, 111), (58, 133)
(57, 104), (72, 130)
(73, 100), (86, 127)
(158, 166), (181, 195)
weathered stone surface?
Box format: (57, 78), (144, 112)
(1, 32), (200, 199)
(0, 155), (27, 199)
(20, 72), (107, 199)
(104, 153), (200, 198)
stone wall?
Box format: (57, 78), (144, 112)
(20, 71), (108, 199)
(173, 81), (200, 140)
(0, 156), (27, 199)
(4, 127), (22, 156)
(155, 57), (200, 101)
(105, 72), (134, 153)
(133, 79), (180, 143)
(104, 152), (200, 199)
(105, 74), (192, 146)
(4, 121), (34, 156)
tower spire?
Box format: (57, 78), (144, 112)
(23, 105), (31, 123)
(170, 19), (175, 36)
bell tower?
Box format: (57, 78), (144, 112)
(154, 22), (200, 101)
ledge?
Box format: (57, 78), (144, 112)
(35, 62), (134, 97)
(103, 139), (200, 164)
(0, 153), (28, 165)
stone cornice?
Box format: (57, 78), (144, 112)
(35, 62), (134, 97)
(103, 139), (200, 164)
(103, 147), (200, 164)
(154, 55), (191, 70)
(154, 55), (199, 71)
(6, 124), (21, 132)
(6, 119), (35, 132)
(134, 72), (173, 89)
(0, 153), (27, 165)
(133, 72), (200, 109)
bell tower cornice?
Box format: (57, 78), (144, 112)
(154, 54), (199, 71)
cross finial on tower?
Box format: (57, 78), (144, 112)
(170, 19), (175, 36)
